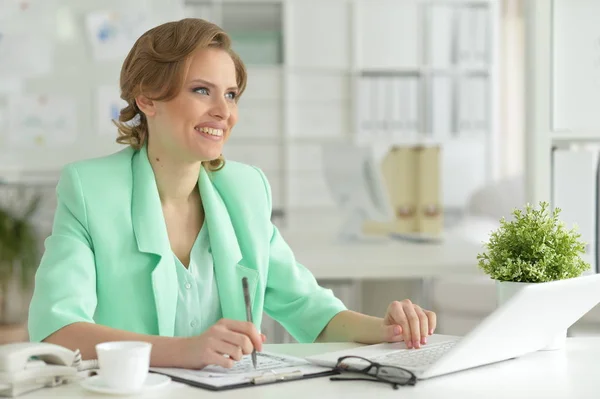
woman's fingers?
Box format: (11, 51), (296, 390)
(388, 301), (413, 348)
(217, 319), (263, 352)
(425, 309), (437, 335)
(211, 338), (244, 362)
(401, 300), (422, 349)
(219, 328), (255, 355)
(414, 305), (429, 345)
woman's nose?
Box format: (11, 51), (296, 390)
(208, 97), (230, 120)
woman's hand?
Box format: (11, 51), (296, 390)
(383, 299), (436, 349)
(178, 318), (266, 369)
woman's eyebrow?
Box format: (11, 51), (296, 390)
(189, 78), (238, 91)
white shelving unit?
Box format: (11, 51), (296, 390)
(185, 0), (500, 219)
(525, 0), (600, 203)
(185, 0), (500, 343)
(524, 0), (600, 335)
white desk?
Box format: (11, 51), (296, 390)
(284, 231), (485, 280)
(280, 229), (486, 312)
(277, 209), (486, 280)
(24, 338), (600, 398)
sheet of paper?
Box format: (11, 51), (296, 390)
(85, 7), (153, 62)
(7, 94), (77, 148)
(96, 85), (127, 137)
(151, 351), (331, 388)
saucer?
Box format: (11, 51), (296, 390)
(80, 373), (171, 395)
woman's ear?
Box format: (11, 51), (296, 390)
(135, 95), (156, 117)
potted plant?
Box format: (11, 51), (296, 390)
(477, 201), (590, 349)
(0, 184), (42, 338)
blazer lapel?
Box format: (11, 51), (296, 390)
(199, 167), (257, 322)
(131, 146), (177, 337)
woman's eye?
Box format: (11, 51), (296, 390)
(226, 91), (237, 100)
(194, 87), (209, 95)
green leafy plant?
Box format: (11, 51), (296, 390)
(477, 201), (590, 283)
(0, 187), (42, 324)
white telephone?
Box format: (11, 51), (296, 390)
(0, 342), (80, 397)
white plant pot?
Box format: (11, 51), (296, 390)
(496, 280), (566, 351)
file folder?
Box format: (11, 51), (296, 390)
(427, 4), (453, 67)
(415, 145), (443, 235)
(381, 146), (418, 234)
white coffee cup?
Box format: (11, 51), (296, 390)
(95, 341), (152, 392)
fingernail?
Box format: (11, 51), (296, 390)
(429, 329), (433, 335)
(406, 340), (412, 349)
(394, 325), (401, 335)
(421, 337), (427, 345)
(413, 340), (419, 349)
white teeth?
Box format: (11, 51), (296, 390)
(196, 126), (224, 137)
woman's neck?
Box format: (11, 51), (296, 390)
(147, 143), (202, 207)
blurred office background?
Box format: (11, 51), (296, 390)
(1, 0), (599, 344)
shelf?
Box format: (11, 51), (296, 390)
(551, 131), (600, 145)
(288, 99), (351, 106)
(359, 68), (422, 77)
(288, 136), (350, 144)
(425, 0), (493, 4)
(354, 134), (488, 146)
(425, 67), (490, 76)
(285, 66), (353, 75)
(358, 67), (490, 75)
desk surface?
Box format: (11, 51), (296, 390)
(283, 231), (485, 280)
(27, 338), (600, 398)
(276, 209), (486, 280)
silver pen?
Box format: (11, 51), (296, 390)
(242, 277), (257, 369)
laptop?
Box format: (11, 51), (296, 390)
(307, 274), (600, 379)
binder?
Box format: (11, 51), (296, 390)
(427, 4), (453, 67)
(381, 146), (417, 234)
(415, 145), (443, 235)
(470, 76), (489, 133)
(406, 77), (420, 135)
(431, 76), (453, 139)
(457, 76), (472, 133)
(374, 76), (388, 141)
(473, 6), (489, 66)
(457, 76), (488, 135)
(552, 148), (599, 275)
(358, 76), (373, 142)
(388, 77), (404, 141)
(456, 6), (473, 65)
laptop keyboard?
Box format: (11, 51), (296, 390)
(373, 340), (458, 369)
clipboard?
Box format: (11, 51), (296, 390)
(149, 352), (338, 391)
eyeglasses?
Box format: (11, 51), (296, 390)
(329, 356), (417, 390)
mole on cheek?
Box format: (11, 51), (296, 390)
(156, 158), (160, 162)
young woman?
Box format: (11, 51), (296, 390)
(28, 18), (436, 369)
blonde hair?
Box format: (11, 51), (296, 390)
(114, 18), (247, 171)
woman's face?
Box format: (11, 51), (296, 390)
(143, 47), (239, 163)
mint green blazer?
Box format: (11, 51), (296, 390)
(28, 145), (346, 343)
